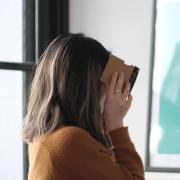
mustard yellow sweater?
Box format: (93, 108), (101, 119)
(28, 126), (145, 180)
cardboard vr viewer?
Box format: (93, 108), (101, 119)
(100, 55), (139, 92)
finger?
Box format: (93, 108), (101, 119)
(102, 118), (109, 135)
(126, 94), (133, 105)
(109, 72), (119, 96)
(115, 72), (124, 94)
(122, 82), (131, 98)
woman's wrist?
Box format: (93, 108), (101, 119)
(106, 119), (124, 132)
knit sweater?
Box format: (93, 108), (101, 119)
(28, 126), (145, 180)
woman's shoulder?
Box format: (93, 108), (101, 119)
(29, 125), (109, 153)
(29, 126), (112, 159)
(28, 125), (114, 171)
(45, 125), (96, 145)
(42, 125), (110, 156)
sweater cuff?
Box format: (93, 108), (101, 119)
(108, 127), (132, 146)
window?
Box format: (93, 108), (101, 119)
(146, 0), (180, 172)
(0, 70), (23, 179)
(0, 0), (22, 62)
(0, 1), (34, 179)
(0, 0), (68, 179)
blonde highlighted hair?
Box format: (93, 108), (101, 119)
(22, 33), (110, 148)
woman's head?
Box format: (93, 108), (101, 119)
(22, 33), (110, 147)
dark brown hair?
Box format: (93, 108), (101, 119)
(22, 33), (110, 148)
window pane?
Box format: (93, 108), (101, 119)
(0, 0), (22, 62)
(0, 70), (23, 180)
(149, 0), (180, 168)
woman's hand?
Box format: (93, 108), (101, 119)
(103, 71), (133, 132)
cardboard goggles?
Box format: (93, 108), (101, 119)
(100, 55), (139, 92)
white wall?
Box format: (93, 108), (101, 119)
(69, 0), (180, 179)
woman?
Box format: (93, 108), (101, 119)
(22, 33), (144, 180)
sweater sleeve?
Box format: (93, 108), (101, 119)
(108, 127), (145, 180)
(46, 126), (145, 180)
